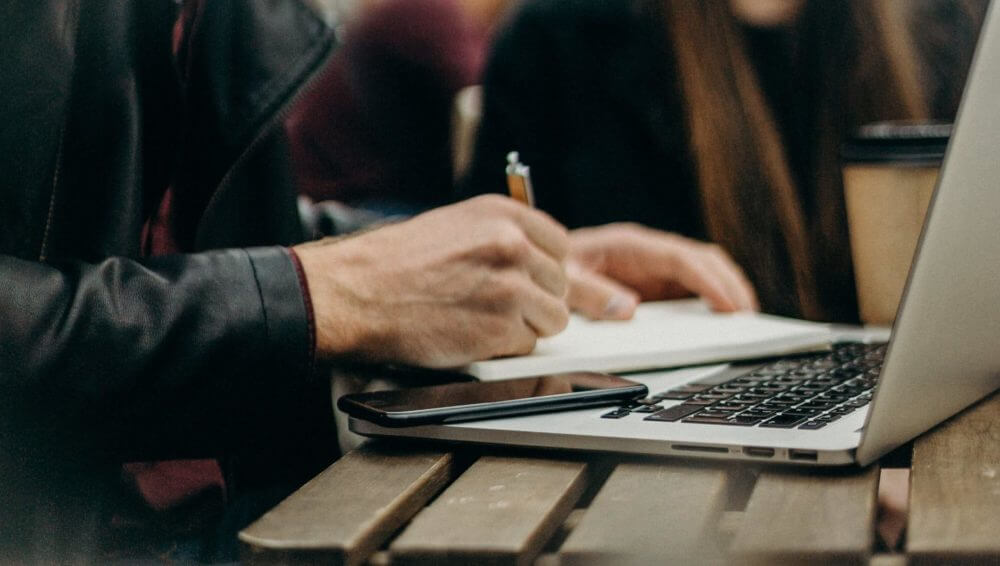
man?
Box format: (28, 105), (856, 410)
(0, 0), (753, 561)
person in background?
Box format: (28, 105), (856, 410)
(461, 0), (987, 322)
(286, 0), (494, 215)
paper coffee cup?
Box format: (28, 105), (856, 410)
(842, 122), (950, 325)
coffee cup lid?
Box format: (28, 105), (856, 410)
(842, 121), (951, 164)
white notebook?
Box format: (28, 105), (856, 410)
(465, 300), (833, 381)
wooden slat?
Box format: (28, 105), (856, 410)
(239, 443), (455, 565)
(908, 392), (1000, 565)
(557, 462), (731, 564)
(389, 456), (588, 566)
(869, 555), (907, 566)
(730, 466), (879, 565)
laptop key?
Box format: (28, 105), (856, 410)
(695, 410), (734, 418)
(683, 415), (755, 426)
(684, 396), (720, 406)
(796, 402), (836, 412)
(655, 391), (695, 400)
(734, 393), (770, 402)
(817, 393), (850, 403)
(645, 404), (703, 422)
(601, 408), (631, 419)
(632, 404), (663, 413)
(777, 393), (813, 403)
(710, 386), (746, 394)
(760, 413), (810, 428)
(694, 392), (735, 402)
(732, 414), (768, 425)
(741, 409), (778, 419)
(675, 383), (714, 392)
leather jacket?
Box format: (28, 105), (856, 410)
(0, 0), (338, 560)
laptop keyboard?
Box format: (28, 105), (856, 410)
(602, 342), (886, 430)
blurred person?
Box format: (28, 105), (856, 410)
(461, 0), (986, 322)
(286, 0), (489, 215)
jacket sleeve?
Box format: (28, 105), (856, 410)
(0, 246), (329, 462)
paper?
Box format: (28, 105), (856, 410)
(465, 299), (832, 380)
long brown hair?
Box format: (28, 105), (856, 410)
(661, 0), (927, 320)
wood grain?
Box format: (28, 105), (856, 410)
(389, 456), (588, 566)
(908, 392), (1000, 565)
(557, 461), (731, 565)
(239, 443), (455, 565)
(730, 466), (879, 565)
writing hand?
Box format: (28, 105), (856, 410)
(294, 195), (569, 367)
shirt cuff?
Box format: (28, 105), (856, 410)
(246, 246), (316, 377)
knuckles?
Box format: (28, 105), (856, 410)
(485, 270), (526, 310)
(701, 242), (728, 259)
(467, 193), (518, 215)
(542, 305), (570, 337)
(483, 222), (532, 265)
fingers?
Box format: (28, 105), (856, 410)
(479, 219), (566, 298)
(465, 194), (569, 298)
(493, 318), (541, 358)
(523, 242), (567, 297)
(471, 194), (569, 261)
(700, 245), (759, 311)
(511, 205), (569, 261)
(566, 261), (640, 320)
(660, 244), (747, 312)
(514, 273), (570, 337)
(480, 275), (567, 360)
(578, 224), (760, 313)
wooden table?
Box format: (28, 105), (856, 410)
(240, 392), (1000, 565)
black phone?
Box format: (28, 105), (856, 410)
(337, 372), (647, 427)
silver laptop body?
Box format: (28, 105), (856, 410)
(351, 1), (1000, 466)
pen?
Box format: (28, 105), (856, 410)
(505, 151), (535, 207)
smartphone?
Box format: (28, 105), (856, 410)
(337, 372), (647, 427)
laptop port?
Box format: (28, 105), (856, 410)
(788, 449), (819, 462)
(743, 446), (775, 458)
(671, 444), (729, 454)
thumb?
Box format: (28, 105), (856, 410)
(566, 262), (640, 320)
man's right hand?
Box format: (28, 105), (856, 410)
(293, 195), (570, 368)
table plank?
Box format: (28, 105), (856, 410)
(239, 443), (455, 565)
(557, 462), (731, 564)
(908, 392), (1000, 565)
(730, 466), (879, 565)
(389, 456), (588, 566)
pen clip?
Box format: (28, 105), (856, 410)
(505, 151), (536, 207)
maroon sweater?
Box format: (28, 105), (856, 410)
(285, 0), (487, 211)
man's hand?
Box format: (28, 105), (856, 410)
(566, 223), (759, 320)
(294, 195), (569, 367)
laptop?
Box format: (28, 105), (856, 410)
(350, 0), (1000, 466)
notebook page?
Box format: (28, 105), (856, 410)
(465, 299), (832, 381)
